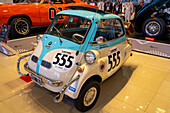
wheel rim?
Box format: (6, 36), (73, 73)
(145, 21), (161, 36)
(83, 87), (97, 107)
(14, 19), (29, 35)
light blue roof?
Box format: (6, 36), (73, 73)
(57, 10), (121, 21)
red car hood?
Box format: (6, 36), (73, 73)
(0, 3), (30, 6)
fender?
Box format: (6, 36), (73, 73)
(65, 58), (107, 99)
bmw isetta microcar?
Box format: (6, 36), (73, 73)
(17, 7), (131, 112)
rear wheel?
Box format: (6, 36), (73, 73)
(10, 17), (31, 36)
(142, 18), (165, 38)
(74, 80), (100, 112)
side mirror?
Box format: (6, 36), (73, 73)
(95, 36), (104, 44)
(88, 36), (105, 44)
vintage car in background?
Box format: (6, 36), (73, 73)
(134, 0), (170, 38)
(0, 0), (97, 37)
(17, 7), (131, 112)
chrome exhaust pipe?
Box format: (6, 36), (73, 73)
(17, 53), (32, 76)
(54, 75), (80, 103)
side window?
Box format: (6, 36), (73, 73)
(43, 0), (75, 4)
(53, 0), (63, 4)
(94, 19), (124, 44)
(43, 0), (63, 4)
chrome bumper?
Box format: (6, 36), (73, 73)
(17, 53), (32, 76)
(24, 63), (63, 87)
(17, 53), (80, 103)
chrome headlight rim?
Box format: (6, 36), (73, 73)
(84, 51), (96, 64)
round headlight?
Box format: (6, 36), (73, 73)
(85, 51), (96, 64)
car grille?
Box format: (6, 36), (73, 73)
(41, 60), (51, 69)
(31, 55), (51, 69)
(31, 55), (38, 63)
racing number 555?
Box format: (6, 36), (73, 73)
(53, 53), (74, 68)
(108, 51), (120, 72)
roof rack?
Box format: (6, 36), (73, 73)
(65, 6), (111, 14)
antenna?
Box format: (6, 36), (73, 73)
(92, 8), (99, 20)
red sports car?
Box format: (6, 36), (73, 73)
(0, 0), (97, 36)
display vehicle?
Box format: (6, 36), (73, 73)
(17, 7), (131, 112)
(134, 0), (170, 38)
(0, 0), (97, 36)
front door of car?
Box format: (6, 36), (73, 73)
(39, 0), (64, 25)
(91, 18), (126, 77)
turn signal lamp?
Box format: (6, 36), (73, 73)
(32, 47), (35, 51)
(77, 67), (84, 73)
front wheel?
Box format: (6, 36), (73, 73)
(142, 18), (165, 38)
(74, 80), (100, 112)
(10, 17), (31, 36)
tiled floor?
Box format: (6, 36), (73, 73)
(0, 51), (170, 113)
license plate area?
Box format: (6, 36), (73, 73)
(30, 73), (42, 86)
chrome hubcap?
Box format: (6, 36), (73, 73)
(15, 19), (29, 35)
(83, 87), (97, 106)
(145, 21), (161, 36)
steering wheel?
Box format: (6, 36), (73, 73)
(72, 33), (84, 42)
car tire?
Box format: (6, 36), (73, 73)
(142, 18), (165, 38)
(10, 17), (31, 36)
(74, 80), (100, 112)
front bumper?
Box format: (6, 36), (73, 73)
(24, 63), (63, 87)
(17, 53), (80, 103)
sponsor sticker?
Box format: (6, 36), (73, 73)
(99, 61), (105, 72)
(68, 86), (76, 92)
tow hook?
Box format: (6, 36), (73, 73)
(54, 75), (80, 103)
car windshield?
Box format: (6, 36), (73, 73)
(46, 15), (91, 44)
(18, 0), (41, 3)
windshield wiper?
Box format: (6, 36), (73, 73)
(53, 26), (63, 43)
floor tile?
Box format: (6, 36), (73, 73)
(0, 102), (13, 113)
(129, 73), (163, 92)
(145, 57), (170, 70)
(128, 64), (168, 92)
(0, 78), (28, 101)
(115, 84), (155, 111)
(100, 98), (144, 113)
(133, 65), (168, 81)
(146, 94), (170, 113)
(165, 72), (170, 82)
(3, 90), (42, 113)
(157, 80), (170, 98)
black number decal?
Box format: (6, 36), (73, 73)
(53, 53), (74, 68)
(108, 51), (121, 72)
(49, 7), (56, 21)
(53, 53), (61, 64)
(112, 53), (117, 69)
(59, 54), (68, 66)
(65, 56), (74, 68)
(108, 55), (112, 72)
(116, 51), (120, 66)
